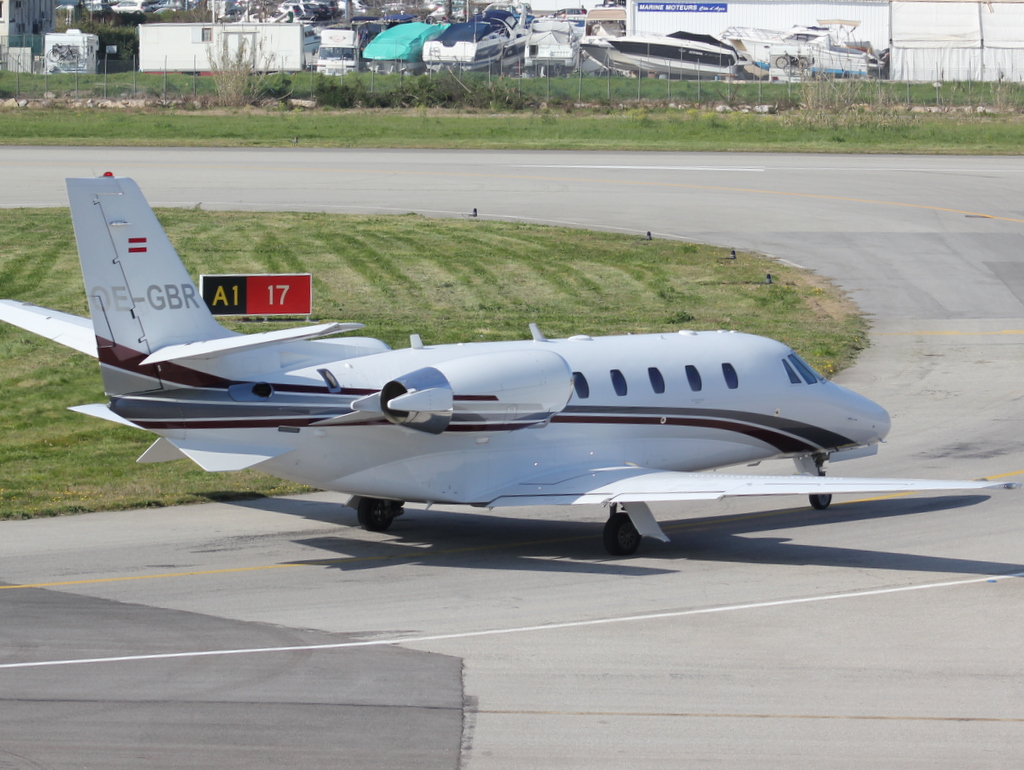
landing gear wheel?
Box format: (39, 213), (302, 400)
(603, 511), (642, 556)
(808, 455), (831, 510)
(357, 498), (402, 532)
(809, 494), (832, 510)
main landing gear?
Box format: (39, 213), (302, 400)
(603, 504), (642, 556)
(355, 497), (405, 532)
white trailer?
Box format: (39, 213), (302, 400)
(139, 23), (315, 73)
(44, 29), (99, 74)
(317, 27), (360, 75)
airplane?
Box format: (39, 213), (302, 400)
(0, 174), (1017, 556)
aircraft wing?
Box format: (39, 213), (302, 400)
(0, 300), (97, 357)
(485, 466), (1019, 507)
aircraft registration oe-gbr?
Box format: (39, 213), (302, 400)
(0, 175), (1018, 555)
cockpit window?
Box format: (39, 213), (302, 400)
(573, 371), (590, 399)
(782, 359), (802, 384)
(648, 367), (665, 394)
(722, 362), (739, 389)
(787, 353), (821, 384)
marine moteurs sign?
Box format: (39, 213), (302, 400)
(637, 3), (727, 11)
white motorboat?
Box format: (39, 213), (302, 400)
(524, 18), (579, 76)
(581, 29), (740, 80)
(423, 1), (529, 73)
(722, 21), (881, 80)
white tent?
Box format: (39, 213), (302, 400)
(890, 1), (1024, 81)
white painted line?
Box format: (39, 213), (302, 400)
(1, 571), (1020, 671)
(513, 165), (765, 172)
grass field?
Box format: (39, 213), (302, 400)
(0, 208), (864, 519)
(3, 66), (1024, 154)
(1, 106), (1023, 153)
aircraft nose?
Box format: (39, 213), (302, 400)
(848, 389), (891, 444)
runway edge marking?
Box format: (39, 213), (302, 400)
(1, 570), (1021, 671)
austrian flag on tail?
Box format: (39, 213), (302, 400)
(128, 237), (147, 253)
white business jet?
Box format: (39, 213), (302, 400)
(0, 176), (1017, 555)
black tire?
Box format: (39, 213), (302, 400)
(603, 512), (642, 556)
(357, 497), (400, 532)
(809, 494), (832, 510)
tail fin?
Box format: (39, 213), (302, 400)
(67, 175), (233, 396)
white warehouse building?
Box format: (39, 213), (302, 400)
(624, 0), (1024, 80)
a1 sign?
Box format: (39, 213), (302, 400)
(200, 274), (312, 316)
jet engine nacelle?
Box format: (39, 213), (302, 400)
(373, 349), (574, 434)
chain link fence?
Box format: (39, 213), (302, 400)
(3, 35), (1024, 111)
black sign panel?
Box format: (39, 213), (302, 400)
(200, 275), (248, 315)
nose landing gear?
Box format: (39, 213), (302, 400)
(799, 453), (832, 510)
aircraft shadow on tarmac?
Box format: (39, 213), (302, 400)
(231, 493), (1024, 580)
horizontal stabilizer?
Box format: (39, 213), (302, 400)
(140, 322), (365, 366)
(68, 403), (143, 429)
(487, 466), (1020, 507)
(164, 439), (295, 472)
(0, 300), (97, 357)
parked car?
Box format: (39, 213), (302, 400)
(112, 0), (157, 12)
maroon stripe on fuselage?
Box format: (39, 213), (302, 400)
(129, 413), (816, 451)
(551, 414), (815, 454)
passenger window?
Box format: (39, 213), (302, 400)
(317, 368), (342, 393)
(573, 371), (590, 399)
(685, 365), (702, 392)
(610, 369), (628, 396)
(648, 367), (665, 394)
(787, 353), (820, 384)
(782, 359), (802, 384)
(722, 363), (739, 389)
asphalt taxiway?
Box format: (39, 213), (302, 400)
(1, 148), (1022, 768)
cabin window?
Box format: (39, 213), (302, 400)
(610, 369), (627, 396)
(722, 363), (739, 389)
(788, 353), (820, 384)
(685, 364), (702, 392)
(572, 371), (590, 399)
(782, 359), (802, 384)
(201, 26), (212, 42)
(648, 367), (665, 394)
(317, 368), (341, 393)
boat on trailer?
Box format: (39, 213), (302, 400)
(581, 30), (740, 80)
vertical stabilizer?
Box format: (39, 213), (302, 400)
(67, 175), (234, 395)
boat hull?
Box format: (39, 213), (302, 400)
(581, 36), (737, 79)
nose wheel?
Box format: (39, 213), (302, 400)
(808, 455), (831, 510)
(809, 493), (832, 510)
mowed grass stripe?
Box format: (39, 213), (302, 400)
(0, 208), (864, 519)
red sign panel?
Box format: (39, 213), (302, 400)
(245, 274), (312, 315)
(200, 274), (312, 316)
